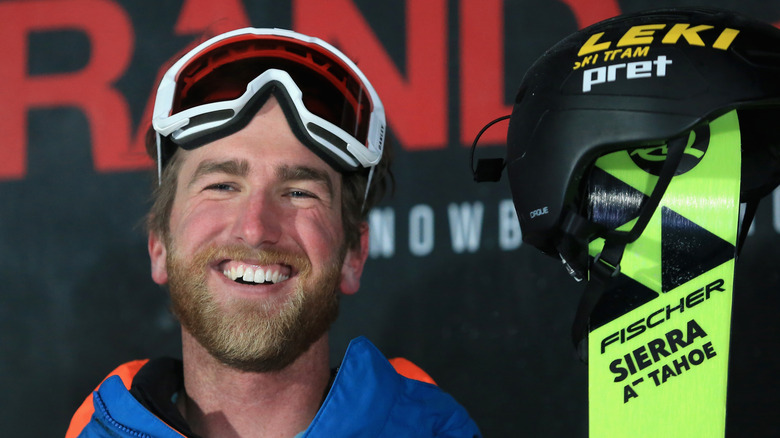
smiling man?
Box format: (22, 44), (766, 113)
(66, 28), (480, 437)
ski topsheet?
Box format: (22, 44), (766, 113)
(586, 110), (741, 437)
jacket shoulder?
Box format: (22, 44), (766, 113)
(65, 359), (149, 438)
(308, 337), (481, 437)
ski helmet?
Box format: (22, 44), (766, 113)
(504, 7), (780, 278)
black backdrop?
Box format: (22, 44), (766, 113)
(1, 0), (778, 436)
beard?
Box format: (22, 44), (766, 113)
(166, 243), (344, 372)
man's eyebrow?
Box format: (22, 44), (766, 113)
(277, 165), (334, 196)
(188, 159), (249, 188)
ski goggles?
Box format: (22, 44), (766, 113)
(151, 27), (386, 181)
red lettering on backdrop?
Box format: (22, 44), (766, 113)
(293, 0), (448, 150)
(558, 0), (621, 29)
(121, 0), (252, 182)
(142, 0), (253, 163)
(0, 0), (148, 180)
(459, 0), (511, 146)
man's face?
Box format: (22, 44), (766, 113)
(148, 97), (367, 371)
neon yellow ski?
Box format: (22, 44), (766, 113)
(587, 111), (740, 437)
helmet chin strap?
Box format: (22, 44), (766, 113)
(562, 134), (688, 362)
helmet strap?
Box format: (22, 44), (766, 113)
(567, 133), (688, 361)
(736, 198), (760, 256)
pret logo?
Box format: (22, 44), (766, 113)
(581, 55), (672, 93)
(629, 125), (709, 176)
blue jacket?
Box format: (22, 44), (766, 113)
(68, 337), (481, 437)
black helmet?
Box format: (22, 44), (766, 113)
(503, 7), (780, 278)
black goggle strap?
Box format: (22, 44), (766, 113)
(568, 134), (688, 361)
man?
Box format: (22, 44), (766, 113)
(67, 28), (480, 437)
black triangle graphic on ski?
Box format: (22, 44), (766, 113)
(588, 167), (650, 230)
(588, 270), (659, 331)
(661, 207), (735, 292)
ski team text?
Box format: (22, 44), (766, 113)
(573, 23), (740, 92)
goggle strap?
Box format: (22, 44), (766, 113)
(362, 165), (375, 213)
(156, 133), (163, 185)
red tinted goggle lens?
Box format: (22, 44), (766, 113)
(171, 35), (373, 145)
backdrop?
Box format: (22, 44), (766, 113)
(1, 0), (778, 436)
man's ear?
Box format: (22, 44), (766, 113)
(148, 231), (169, 285)
(339, 222), (369, 295)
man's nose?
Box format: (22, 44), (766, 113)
(232, 192), (283, 247)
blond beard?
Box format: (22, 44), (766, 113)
(166, 243), (344, 372)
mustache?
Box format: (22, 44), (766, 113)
(182, 243), (313, 277)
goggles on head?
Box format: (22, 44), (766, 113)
(152, 27), (386, 185)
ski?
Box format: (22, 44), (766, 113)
(585, 110), (741, 437)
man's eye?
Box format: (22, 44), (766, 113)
(205, 183), (236, 192)
(288, 190), (315, 198)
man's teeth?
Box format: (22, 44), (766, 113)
(222, 266), (290, 284)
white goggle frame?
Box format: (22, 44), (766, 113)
(151, 28), (386, 188)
